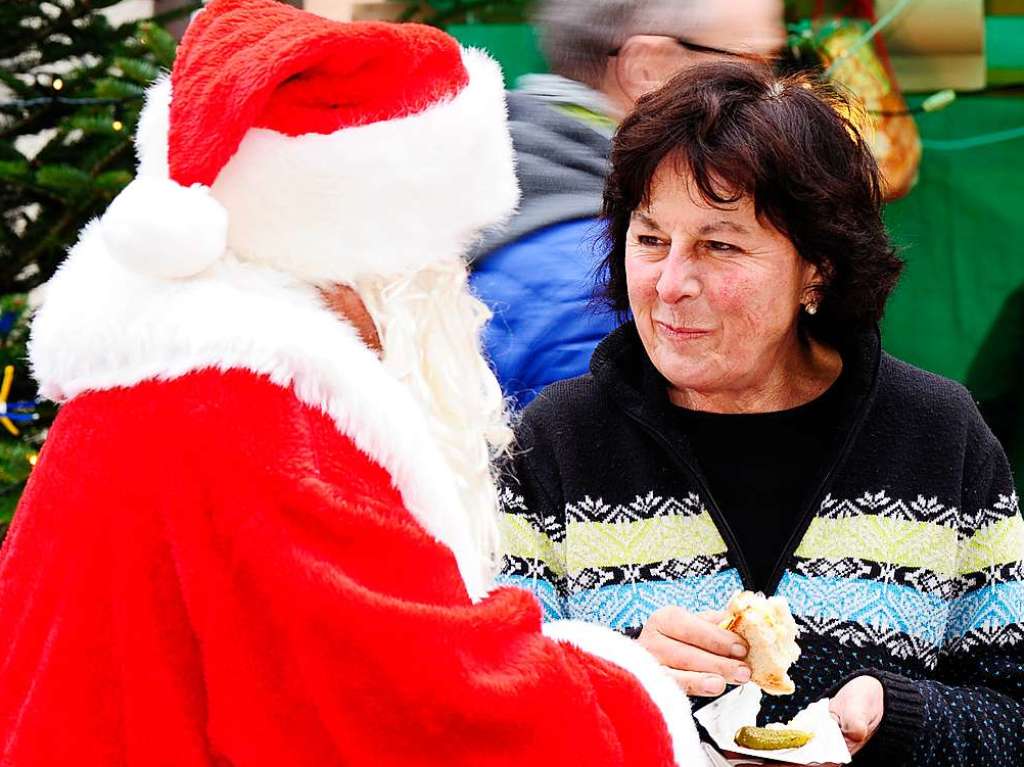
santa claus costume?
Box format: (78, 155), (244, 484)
(0, 1), (706, 765)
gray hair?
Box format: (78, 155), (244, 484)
(535, 0), (698, 87)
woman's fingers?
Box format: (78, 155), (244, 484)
(666, 668), (730, 697)
(647, 631), (751, 683)
(840, 711), (872, 743)
(645, 605), (748, 658)
(637, 606), (751, 694)
(696, 609), (729, 624)
(828, 676), (885, 756)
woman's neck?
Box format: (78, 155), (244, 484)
(668, 336), (843, 414)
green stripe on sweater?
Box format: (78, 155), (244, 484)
(499, 514), (566, 576)
(959, 515), (1024, 575)
(564, 512), (727, 572)
(796, 516), (959, 574)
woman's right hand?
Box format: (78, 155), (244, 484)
(638, 606), (751, 696)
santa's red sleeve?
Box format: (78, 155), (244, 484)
(0, 370), (704, 766)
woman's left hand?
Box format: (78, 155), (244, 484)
(723, 675), (884, 766)
(829, 675), (885, 756)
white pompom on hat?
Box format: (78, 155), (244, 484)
(99, 0), (519, 282)
(101, 177), (227, 279)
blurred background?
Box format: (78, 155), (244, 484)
(0, 0), (1021, 535)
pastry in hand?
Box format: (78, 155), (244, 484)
(722, 591), (801, 695)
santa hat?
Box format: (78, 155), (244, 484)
(101, 0), (519, 282)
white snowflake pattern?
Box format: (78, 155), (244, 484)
(626, 491), (662, 517)
(856, 489), (892, 510)
(566, 495), (612, 522)
(498, 486), (526, 513)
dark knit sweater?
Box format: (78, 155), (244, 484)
(669, 368), (847, 592)
(497, 322), (1024, 767)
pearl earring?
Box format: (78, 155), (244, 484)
(804, 302), (818, 316)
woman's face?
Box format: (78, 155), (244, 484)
(625, 161), (819, 400)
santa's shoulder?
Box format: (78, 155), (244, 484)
(48, 368), (340, 467)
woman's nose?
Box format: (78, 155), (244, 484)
(656, 251), (701, 304)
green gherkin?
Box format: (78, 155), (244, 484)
(735, 726), (815, 751)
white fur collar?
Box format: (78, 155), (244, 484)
(30, 223), (490, 600)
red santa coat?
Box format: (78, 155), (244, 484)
(0, 225), (706, 765)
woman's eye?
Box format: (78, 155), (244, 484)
(637, 235), (666, 247)
(705, 240), (738, 253)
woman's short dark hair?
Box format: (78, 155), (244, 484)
(600, 61), (903, 344)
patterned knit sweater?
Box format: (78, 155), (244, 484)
(497, 322), (1024, 767)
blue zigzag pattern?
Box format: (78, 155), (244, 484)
(946, 582), (1024, 639)
(564, 570), (744, 630)
(495, 573), (567, 620)
(778, 573), (948, 648)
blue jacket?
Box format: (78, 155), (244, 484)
(473, 218), (619, 407)
(470, 89), (619, 407)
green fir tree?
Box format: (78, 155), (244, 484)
(0, 1), (193, 534)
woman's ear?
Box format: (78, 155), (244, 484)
(800, 259), (832, 309)
(613, 35), (688, 106)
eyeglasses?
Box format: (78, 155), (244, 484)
(608, 36), (767, 63)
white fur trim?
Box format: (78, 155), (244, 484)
(100, 177), (227, 279)
(133, 50), (519, 284)
(134, 76), (171, 179)
(543, 620), (710, 767)
(30, 224), (491, 601)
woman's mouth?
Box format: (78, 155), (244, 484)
(655, 320), (712, 340)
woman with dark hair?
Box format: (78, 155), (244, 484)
(498, 62), (1024, 766)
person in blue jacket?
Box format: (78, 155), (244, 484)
(470, 0), (785, 407)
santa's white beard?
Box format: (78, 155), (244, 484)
(354, 260), (512, 585)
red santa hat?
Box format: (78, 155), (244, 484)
(101, 0), (518, 282)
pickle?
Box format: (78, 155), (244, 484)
(734, 726), (814, 750)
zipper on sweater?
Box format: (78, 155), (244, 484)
(762, 416), (863, 595)
(624, 410), (756, 590)
(628, 396), (873, 598)
(762, 338), (882, 594)
(606, 324), (882, 599)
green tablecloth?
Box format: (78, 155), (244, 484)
(883, 92), (1024, 476)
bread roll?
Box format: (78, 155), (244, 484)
(722, 591), (801, 696)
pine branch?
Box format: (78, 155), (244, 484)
(0, 2), (104, 61)
(8, 138), (131, 290)
(0, 101), (61, 143)
(1, 3), (179, 294)
(0, 69), (33, 98)
(0, 174), (70, 205)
